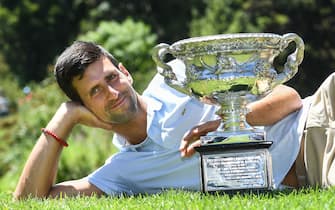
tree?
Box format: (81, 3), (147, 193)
(0, 0), (93, 85)
(81, 0), (205, 43)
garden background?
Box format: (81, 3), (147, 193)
(0, 0), (335, 207)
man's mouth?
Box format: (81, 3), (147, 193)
(108, 96), (126, 110)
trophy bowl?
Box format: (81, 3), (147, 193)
(152, 33), (304, 192)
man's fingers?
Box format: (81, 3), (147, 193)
(183, 140), (201, 157)
(189, 120), (220, 137)
(180, 128), (198, 149)
(182, 119), (220, 143)
(98, 121), (114, 130)
(180, 119), (220, 157)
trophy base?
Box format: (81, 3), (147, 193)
(200, 129), (265, 145)
(195, 141), (274, 193)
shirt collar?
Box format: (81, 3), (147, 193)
(112, 96), (162, 150)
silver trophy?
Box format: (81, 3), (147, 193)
(152, 33), (304, 192)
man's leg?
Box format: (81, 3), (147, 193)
(304, 73), (335, 187)
(304, 127), (335, 187)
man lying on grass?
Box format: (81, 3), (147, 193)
(14, 41), (334, 199)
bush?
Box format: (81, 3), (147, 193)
(0, 54), (21, 113)
(57, 126), (118, 181)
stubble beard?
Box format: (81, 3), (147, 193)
(105, 92), (139, 124)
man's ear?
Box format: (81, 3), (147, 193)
(118, 63), (133, 84)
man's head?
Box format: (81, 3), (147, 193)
(54, 41), (119, 103)
(55, 41), (140, 124)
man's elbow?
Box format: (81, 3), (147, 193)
(271, 86), (303, 124)
(289, 87), (303, 112)
(13, 190), (29, 200)
(275, 84), (303, 113)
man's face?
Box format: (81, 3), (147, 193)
(72, 56), (139, 124)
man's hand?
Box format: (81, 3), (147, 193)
(61, 101), (113, 130)
(66, 102), (113, 130)
(179, 119), (220, 157)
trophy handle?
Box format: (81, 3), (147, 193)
(275, 33), (305, 85)
(152, 43), (178, 80)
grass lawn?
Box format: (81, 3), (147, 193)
(1, 187), (335, 209)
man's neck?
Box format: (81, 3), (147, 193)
(112, 95), (148, 145)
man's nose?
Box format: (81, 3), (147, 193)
(106, 85), (119, 99)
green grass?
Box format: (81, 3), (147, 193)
(1, 187), (335, 210)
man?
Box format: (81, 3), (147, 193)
(14, 41), (303, 199)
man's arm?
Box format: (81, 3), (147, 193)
(246, 84), (302, 126)
(13, 102), (113, 199)
(180, 84), (302, 157)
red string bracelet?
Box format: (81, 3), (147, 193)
(41, 128), (69, 147)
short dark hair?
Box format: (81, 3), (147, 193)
(54, 41), (119, 103)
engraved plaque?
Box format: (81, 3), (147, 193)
(202, 149), (272, 191)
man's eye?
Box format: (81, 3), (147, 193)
(107, 74), (117, 81)
(90, 87), (101, 96)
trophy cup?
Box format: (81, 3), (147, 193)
(152, 33), (304, 192)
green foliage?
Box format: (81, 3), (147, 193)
(0, 55), (22, 191)
(80, 0), (201, 43)
(0, 0), (93, 85)
(190, 0), (291, 36)
(57, 126), (117, 182)
(78, 18), (158, 93)
(0, 78), (65, 191)
(0, 54), (21, 112)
